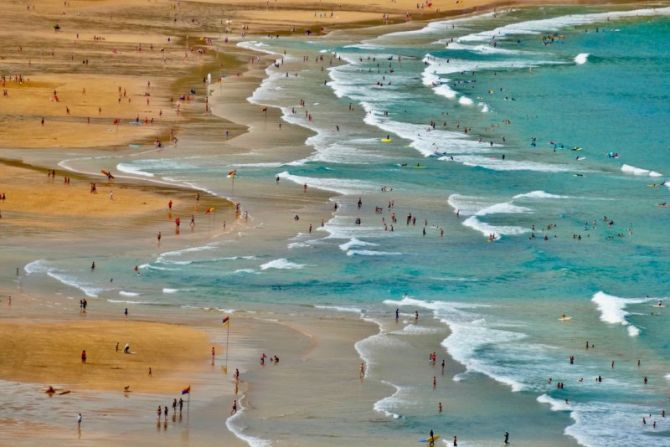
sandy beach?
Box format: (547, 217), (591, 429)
(2, 0), (666, 446)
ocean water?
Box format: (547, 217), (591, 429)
(15, 5), (670, 446)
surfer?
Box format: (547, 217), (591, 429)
(504, 432), (510, 444)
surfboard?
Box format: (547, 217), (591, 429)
(419, 435), (440, 443)
(559, 316), (572, 321)
(381, 138), (393, 143)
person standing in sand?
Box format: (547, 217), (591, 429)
(81, 350), (87, 364)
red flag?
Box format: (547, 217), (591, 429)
(222, 316), (230, 325)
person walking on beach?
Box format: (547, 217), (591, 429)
(77, 413), (82, 428)
(429, 429), (435, 447)
(395, 308), (399, 322)
(504, 431), (510, 444)
(157, 405), (162, 419)
(172, 398), (177, 414)
(81, 350), (87, 364)
(179, 398), (184, 414)
(164, 406), (168, 421)
(231, 399), (238, 415)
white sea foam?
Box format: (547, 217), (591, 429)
(574, 53), (589, 64)
(441, 155), (574, 172)
(513, 190), (569, 200)
(537, 394), (571, 411)
(385, 296), (592, 394)
(591, 291), (656, 337)
(319, 214), (393, 241)
(259, 258), (304, 270)
(346, 250), (402, 257)
(276, 171), (379, 195)
(458, 7), (670, 43)
(162, 288), (179, 294)
(25, 260), (103, 298)
(446, 42), (529, 55)
(621, 164), (662, 177)
(159, 245), (218, 258)
(116, 163), (155, 177)
(362, 103), (494, 156)
(24, 259), (48, 275)
(338, 238), (378, 251)
(447, 194), (531, 239)
(314, 305), (364, 314)
(373, 380), (403, 419)
(559, 399), (670, 447)
(119, 291), (139, 297)
(237, 40), (282, 57)
(399, 324), (444, 335)
(422, 56), (555, 109)
(458, 96), (474, 106)
(225, 395), (271, 447)
(47, 271), (102, 298)
(233, 268), (259, 275)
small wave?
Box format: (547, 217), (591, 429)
(591, 291), (656, 337)
(24, 259), (48, 275)
(119, 291), (140, 297)
(458, 96), (474, 106)
(621, 164), (662, 177)
(259, 258), (304, 270)
(314, 305), (364, 314)
(447, 195), (531, 239)
(513, 190), (568, 200)
(346, 250), (402, 257)
(574, 53), (589, 65)
(446, 42), (529, 55)
(25, 260), (104, 298)
(234, 269), (260, 275)
(441, 155), (573, 173)
(276, 171), (379, 196)
(458, 7), (670, 43)
(537, 394), (571, 411)
(373, 380), (403, 419)
(162, 288), (179, 294)
(225, 395), (271, 447)
(116, 163), (155, 177)
(107, 299), (152, 305)
(159, 245), (218, 258)
(338, 238), (378, 252)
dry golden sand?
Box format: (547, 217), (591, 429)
(0, 319), (212, 394)
(0, 74), (176, 149)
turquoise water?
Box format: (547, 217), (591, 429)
(17, 5), (670, 446)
